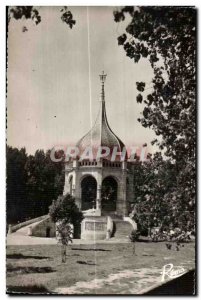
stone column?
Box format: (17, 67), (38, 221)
(74, 171), (81, 210)
(96, 185), (101, 210)
(8, 224), (12, 234)
(122, 169), (128, 216)
(73, 159), (78, 168)
(117, 170), (128, 216)
(122, 161), (127, 170)
(72, 184), (76, 197)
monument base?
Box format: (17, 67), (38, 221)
(81, 216), (113, 240)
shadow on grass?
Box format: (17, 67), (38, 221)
(7, 254), (49, 260)
(7, 285), (52, 294)
(7, 265), (55, 274)
(77, 260), (97, 266)
(72, 248), (111, 252)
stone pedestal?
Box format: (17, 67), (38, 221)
(8, 225), (12, 234)
(27, 226), (33, 236)
(81, 216), (107, 240)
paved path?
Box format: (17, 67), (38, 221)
(7, 233), (57, 245)
(55, 268), (162, 294)
(7, 232), (130, 245)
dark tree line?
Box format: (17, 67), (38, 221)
(6, 146), (65, 224)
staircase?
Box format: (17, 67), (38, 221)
(113, 220), (133, 239)
(14, 219), (46, 236)
(101, 212), (134, 239)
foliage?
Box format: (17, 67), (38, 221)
(49, 194), (83, 226)
(131, 154), (194, 237)
(56, 223), (73, 246)
(49, 194), (83, 263)
(129, 230), (140, 255)
(115, 6), (196, 235)
(150, 228), (192, 250)
(6, 146), (28, 223)
(56, 222), (73, 262)
(7, 6), (76, 31)
(60, 7), (76, 29)
(25, 149), (64, 218)
(6, 146), (65, 224)
(129, 229), (140, 242)
(8, 6), (41, 25)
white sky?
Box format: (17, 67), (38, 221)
(7, 6), (157, 154)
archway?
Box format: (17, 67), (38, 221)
(101, 176), (118, 212)
(46, 227), (51, 238)
(81, 176), (97, 210)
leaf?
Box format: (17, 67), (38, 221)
(117, 33), (127, 45)
(136, 82), (146, 92)
(136, 94), (143, 103)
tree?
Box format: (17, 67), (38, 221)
(56, 223), (73, 263)
(114, 6), (196, 234)
(129, 230), (140, 255)
(25, 149), (65, 218)
(6, 146), (65, 223)
(6, 146), (28, 224)
(131, 152), (195, 240)
(49, 194), (83, 262)
(130, 154), (178, 237)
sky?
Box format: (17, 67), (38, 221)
(7, 6), (157, 155)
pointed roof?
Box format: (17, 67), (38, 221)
(76, 72), (126, 160)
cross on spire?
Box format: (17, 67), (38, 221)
(99, 71), (107, 102)
(99, 71), (107, 83)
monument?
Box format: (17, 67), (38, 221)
(63, 72), (135, 239)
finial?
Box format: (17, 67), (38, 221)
(99, 71), (107, 102)
(99, 70), (107, 83)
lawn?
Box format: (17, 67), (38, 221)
(6, 241), (195, 294)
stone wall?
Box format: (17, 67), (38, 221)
(31, 217), (56, 237)
(10, 215), (48, 233)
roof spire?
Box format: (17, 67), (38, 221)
(99, 71), (107, 102)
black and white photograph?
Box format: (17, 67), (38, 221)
(6, 5), (196, 295)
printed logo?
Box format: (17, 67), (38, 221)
(161, 263), (186, 282)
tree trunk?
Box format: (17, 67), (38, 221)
(133, 243), (136, 255)
(61, 244), (66, 263)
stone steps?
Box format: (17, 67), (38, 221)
(113, 220), (133, 239)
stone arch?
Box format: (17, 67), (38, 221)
(101, 176), (118, 212)
(81, 175), (97, 210)
(102, 174), (120, 185)
(46, 227), (51, 237)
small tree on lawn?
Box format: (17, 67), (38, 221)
(49, 194), (83, 263)
(56, 222), (73, 262)
(129, 230), (140, 255)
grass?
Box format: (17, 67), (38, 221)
(6, 241), (195, 294)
